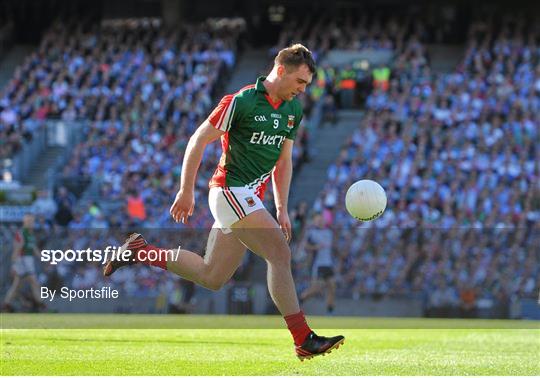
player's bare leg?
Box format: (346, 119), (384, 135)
(2, 276), (21, 310)
(166, 228), (246, 291)
(230, 209), (344, 360)
(27, 275), (43, 304)
(104, 229), (246, 292)
(300, 280), (324, 303)
(22, 275), (46, 311)
(326, 278), (336, 314)
(231, 209), (299, 315)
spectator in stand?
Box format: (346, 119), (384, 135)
(32, 190), (57, 221)
(54, 186), (75, 226)
(126, 190), (147, 223)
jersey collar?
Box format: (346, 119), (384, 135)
(256, 76), (283, 110)
(255, 76), (268, 93)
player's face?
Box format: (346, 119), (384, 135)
(278, 64), (313, 101)
(23, 214), (35, 228)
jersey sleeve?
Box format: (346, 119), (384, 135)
(286, 112), (303, 141)
(207, 94), (240, 132)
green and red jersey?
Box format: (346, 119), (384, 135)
(207, 76), (303, 199)
(14, 227), (36, 256)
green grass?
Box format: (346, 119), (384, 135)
(1, 315), (539, 375)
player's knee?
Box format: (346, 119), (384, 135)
(206, 281), (223, 291)
(201, 276), (227, 291)
(268, 246), (292, 267)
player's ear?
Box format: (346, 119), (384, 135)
(277, 64), (285, 78)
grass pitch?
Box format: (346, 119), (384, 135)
(1, 314), (539, 375)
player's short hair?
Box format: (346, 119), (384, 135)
(275, 44), (316, 74)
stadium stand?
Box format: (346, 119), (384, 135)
(296, 12), (539, 316)
(1, 5), (538, 317)
(1, 17), (243, 301)
(2, 20), (241, 226)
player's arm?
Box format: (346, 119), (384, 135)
(170, 120), (224, 223)
(33, 239), (41, 258)
(12, 232), (23, 261)
(272, 139), (294, 241)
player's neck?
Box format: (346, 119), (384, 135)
(262, 75), (281, 103)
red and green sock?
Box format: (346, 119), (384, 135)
(131, 242), (168, 270)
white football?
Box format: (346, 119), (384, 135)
(345, 179), (387, 221)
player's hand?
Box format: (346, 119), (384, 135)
(276, 210), (292, 243)
(170, 189), (194, 224)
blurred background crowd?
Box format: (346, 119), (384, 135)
(294, 12), (539, 315)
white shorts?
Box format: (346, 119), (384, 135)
(208, 186), (265, 233)
(13, 256), (36, 277)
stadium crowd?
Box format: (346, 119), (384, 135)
(296, 13), (539, 314)
(0, 16), (309, 303)
(1, 18), (240, 303)
(1, 16), (318, 230)
(269, 6), (463, 136)
(2, 7), (538, 315)
(1, 18), (243, 226)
